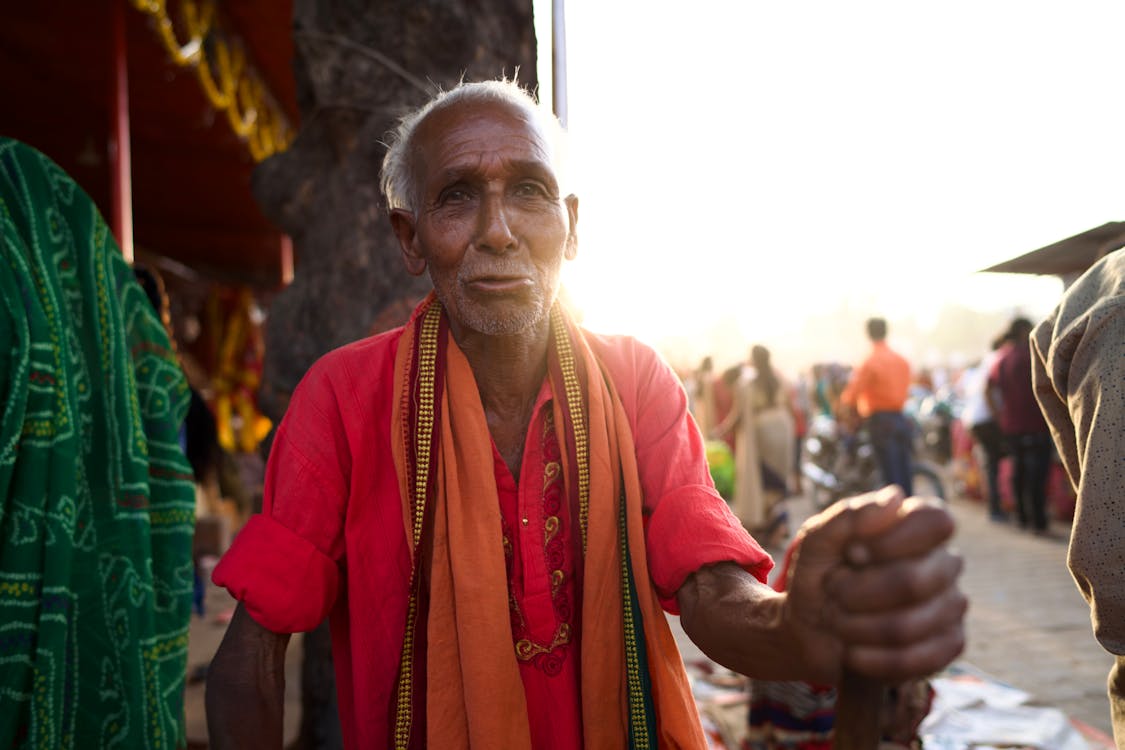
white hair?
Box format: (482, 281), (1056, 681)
(379, 78), (569, 213)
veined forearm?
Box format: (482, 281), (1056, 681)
(677, 562), (821, 683)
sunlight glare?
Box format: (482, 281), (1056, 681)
(539, 1), (1125, 374)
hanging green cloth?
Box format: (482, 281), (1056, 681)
(0, 138), (195, 749)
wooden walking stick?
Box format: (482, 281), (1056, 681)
(833, 668), (885, 749)
(834, 538), (886, 750)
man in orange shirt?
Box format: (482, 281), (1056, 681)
(839, 317), (914, 495)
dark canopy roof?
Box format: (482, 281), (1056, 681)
(0, 2), (297, 287)
(981, 221), (1125, 278)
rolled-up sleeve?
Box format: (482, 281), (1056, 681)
(212, 361), (352, 633)
(214, 513), (340, 633)
(646, 484), (773, 611)
(598, 335), (773, 612)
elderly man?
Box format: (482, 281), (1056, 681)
(206, 80), (965, 749)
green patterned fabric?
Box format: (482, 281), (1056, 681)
(0, 138), (195, 749)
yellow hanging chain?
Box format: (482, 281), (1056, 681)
(127, 0), (294, 161)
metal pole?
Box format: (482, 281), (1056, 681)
(552, 0), (568, 128)
(109, 0), (134, 262)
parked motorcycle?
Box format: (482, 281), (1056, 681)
(906, 386), (957, 465)
(801, 414), (947, 511)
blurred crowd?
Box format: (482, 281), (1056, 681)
(685, 314), (1078, 546)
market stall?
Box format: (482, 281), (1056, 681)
(1, 0), (300, 542)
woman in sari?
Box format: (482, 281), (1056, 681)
(0, 138), (195, 749)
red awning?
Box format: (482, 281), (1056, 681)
(0, 1), (297, 287)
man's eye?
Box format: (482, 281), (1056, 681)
(514, 182), (548, 198)
(440, 188), (471, 204)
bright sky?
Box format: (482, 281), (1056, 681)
(534, 1), (1125, 371)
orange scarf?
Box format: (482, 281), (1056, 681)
(389, 295), (705, 749)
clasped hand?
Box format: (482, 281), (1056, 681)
(782, 486), (967, 685)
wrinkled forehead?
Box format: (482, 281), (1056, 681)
(410, 99), (562, 184)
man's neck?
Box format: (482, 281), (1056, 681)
(450, 321), (551, 480)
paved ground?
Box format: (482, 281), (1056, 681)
(945, 493), (1115, 738)
(184, 486), (1118, 746)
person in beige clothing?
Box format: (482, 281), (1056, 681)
(1032, 247), (1125, 747)
(691, 355), (719, 437)
(713, 345), (795, 545)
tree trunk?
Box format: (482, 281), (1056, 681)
(251, 2), (536, 747)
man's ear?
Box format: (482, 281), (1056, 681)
(389, 208), (428, 276)
(564, 194), (579, 261)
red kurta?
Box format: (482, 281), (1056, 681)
(214, 325), (771, 749)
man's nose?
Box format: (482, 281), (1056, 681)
(475, 191), (517, 253)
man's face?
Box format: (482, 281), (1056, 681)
(391, 99), (577, 338)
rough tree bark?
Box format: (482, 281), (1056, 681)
(250, 2), (537, 747)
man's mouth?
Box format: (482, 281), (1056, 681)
(464, 274), (533, 293)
